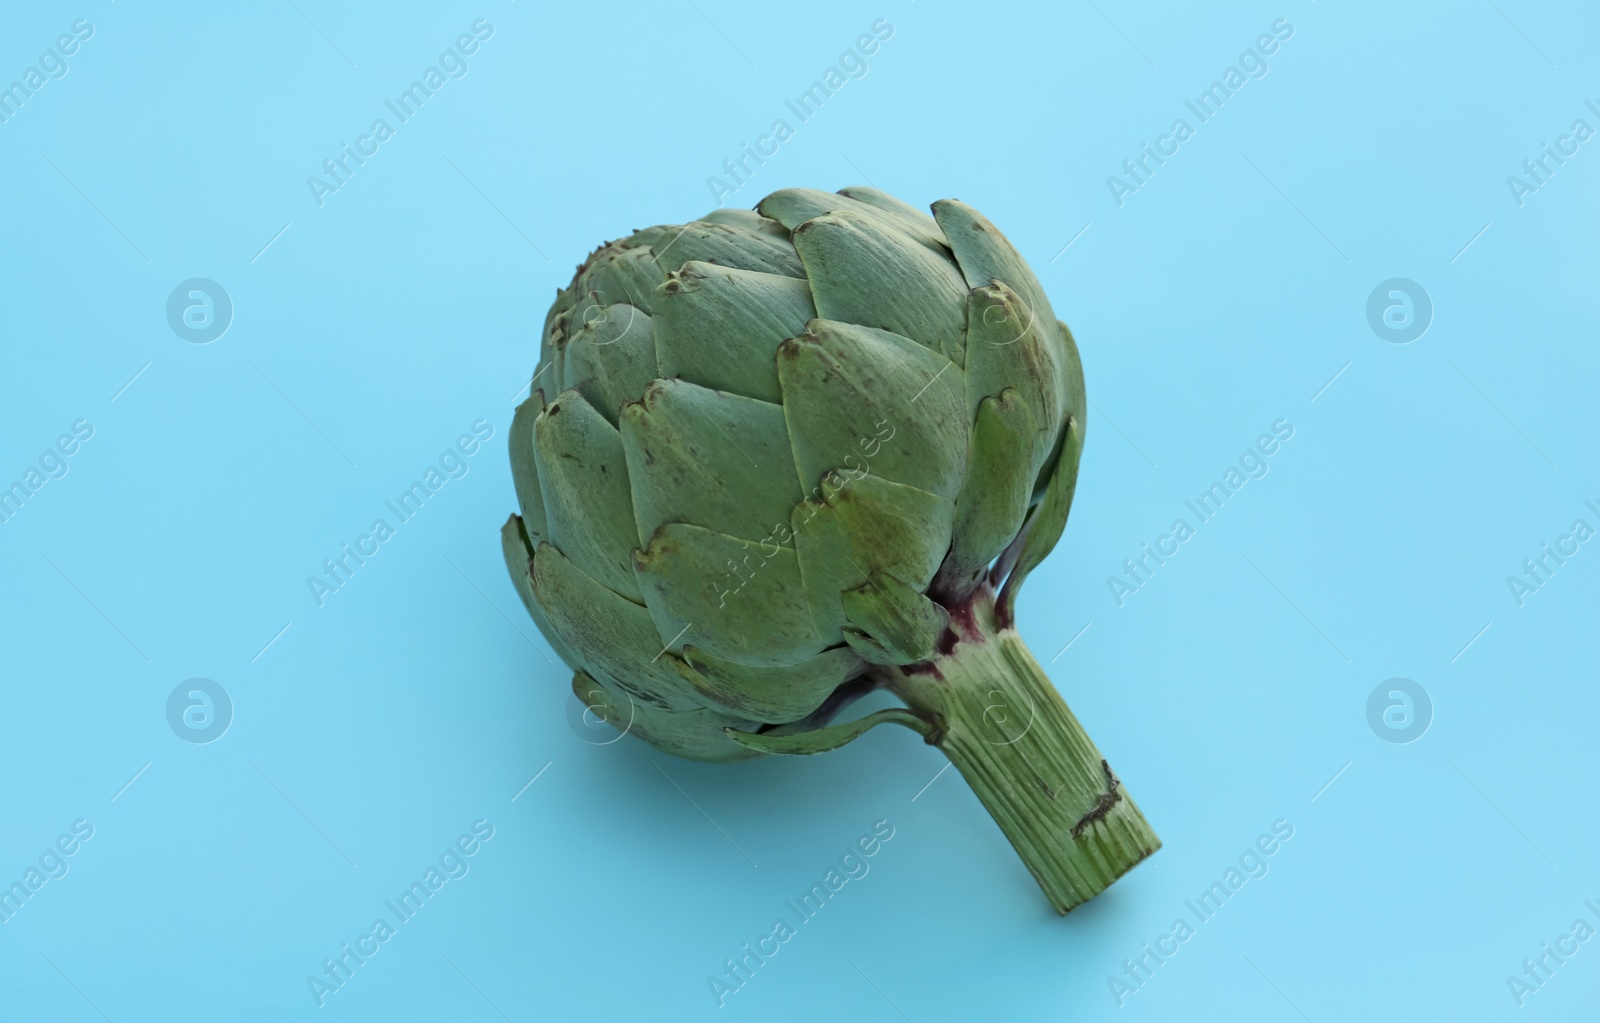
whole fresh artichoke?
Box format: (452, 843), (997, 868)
(502, 186), (1159, 913)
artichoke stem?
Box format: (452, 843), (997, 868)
(882, 589), (1160, 914)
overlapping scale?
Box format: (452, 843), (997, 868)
(532, 389), (641, 601)
(632, 522), (826, 666)
(962, 281), (1062, 481)
(649, 220), (804, 279)
(652, 261), (815, 404)
(789, 209), (969, 356)
(562, 303), (657, 427)
(619, 378), (803, 548)
(775, 319), (966, 500)
(789, 473), (955, 646)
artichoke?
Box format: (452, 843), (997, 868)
(502, 186), (1159, 913)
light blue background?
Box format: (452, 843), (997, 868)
(1, 0), (1595, 1019)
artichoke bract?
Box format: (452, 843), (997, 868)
(502, 186), (1159, 913)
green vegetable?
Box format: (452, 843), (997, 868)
(502, 187), (1159, 913)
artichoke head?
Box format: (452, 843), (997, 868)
(503, 187), (1085, 762)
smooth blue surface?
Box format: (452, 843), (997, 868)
(2, 1), (1596, 1019)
